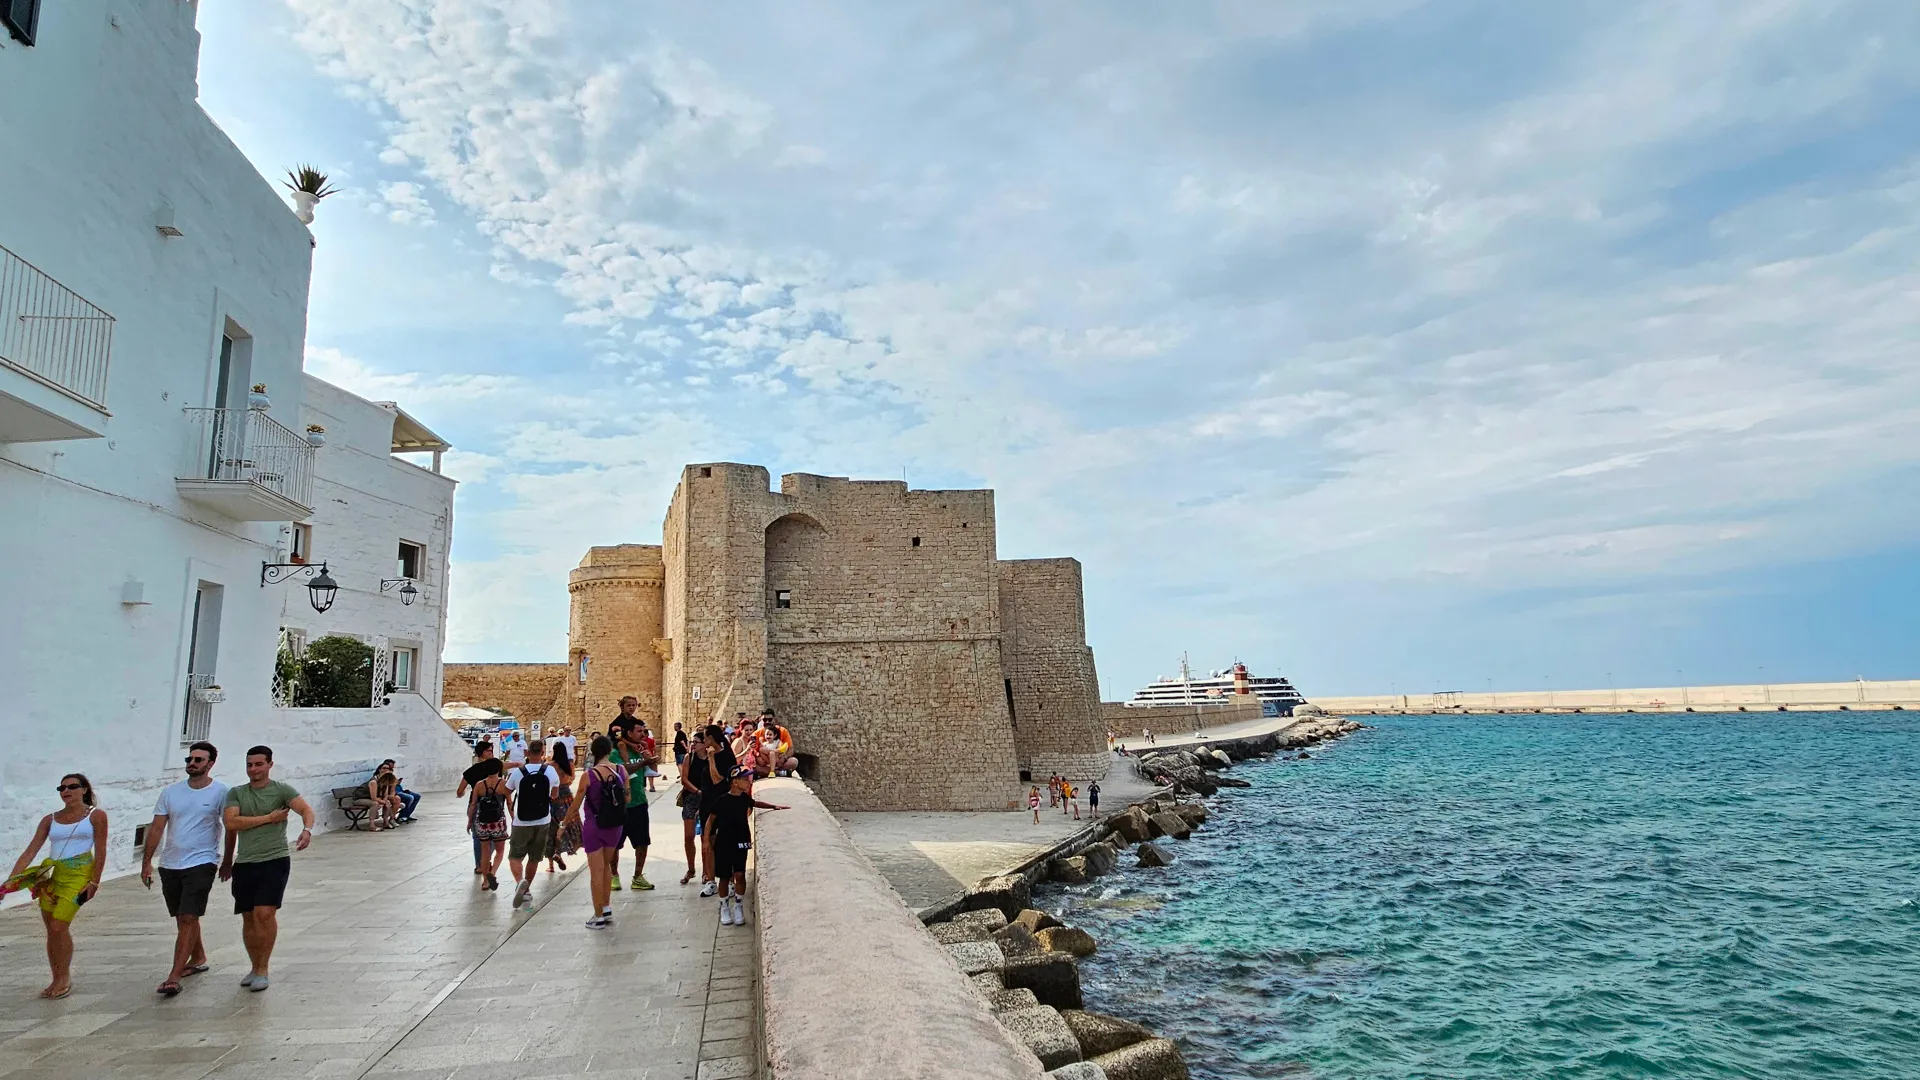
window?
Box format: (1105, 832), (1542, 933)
(3, 0), (41, 46)
(391, 647), (417, 691)
(700, 466), (712, 477)
(397, 540), (425, 579)
(774, 589), (792, 609)
(290, 523), (313, 564)
(911, 536), (921, 547)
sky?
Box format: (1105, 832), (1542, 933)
(192, 0), (1919, 697)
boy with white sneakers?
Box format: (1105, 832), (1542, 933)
(705, 767), (786, 926)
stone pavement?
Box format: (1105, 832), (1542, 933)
(0, 782), (756, 1080)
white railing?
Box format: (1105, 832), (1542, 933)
(182, 673), (216, 745)
(181, 407), (316, 509)
(0, 242), (113, 409)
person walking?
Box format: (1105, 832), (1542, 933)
(707, 767), (788, 926)
(4, 773), (107, 999)
(1028, 785), (1042, 824)
(564, 735), (628, 929)
(223, 746), (314, 992)
(547, 741), (579, 873)
(676, 743), (702, 885)
(505, 739), (560, 909)
(1087, 781), (1101, 818)
(608, 696), (645, 746)
(1066, 780), (1080, 820)
(141, 741), (232, 996)
(458, 741), (505, 878)
(468, 764), (510, 891)
(503, 730), (528, 767)
(608, 726), (656, 891)
(695, 725), (738, 897)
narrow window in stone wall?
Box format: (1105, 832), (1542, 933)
(391, 647), (417, 691)
(911, 536), (921, 547)
(774, 589), (792, 609)
(1004, 678), (1017, 726)
(290, 523), (314, 564)
(3, 0), (41, 46)
(397, 540), (425, 579)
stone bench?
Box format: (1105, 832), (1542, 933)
(332, 786), (375, 831)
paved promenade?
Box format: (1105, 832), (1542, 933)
(0, 785), (754, 1080)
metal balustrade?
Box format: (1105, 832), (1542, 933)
(0, 241), (113, 409)
(182, 673), (216, 745)
(180, 407), (317, 510)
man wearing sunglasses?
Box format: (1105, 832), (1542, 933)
(140, 741), (235, 996)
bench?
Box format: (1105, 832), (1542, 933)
(332, 786), (375, 831)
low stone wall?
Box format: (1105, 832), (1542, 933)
(753, 777), (1047, 1080)
(442, 662), (574, 731)
(1100, 698), (1264, 739)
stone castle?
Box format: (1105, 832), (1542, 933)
(448, 463), (1109, 810)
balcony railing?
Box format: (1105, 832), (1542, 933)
(179, 407), (316, 514)
(0, 242), (113, 410)
(182, 673), (216, 745)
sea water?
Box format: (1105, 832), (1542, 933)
(1049, 712), (1920, 1079)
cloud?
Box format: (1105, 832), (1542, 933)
(260, 0), (1920, 684)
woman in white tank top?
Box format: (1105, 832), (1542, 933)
(4, 772), (108, 999)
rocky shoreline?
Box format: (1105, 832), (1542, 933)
(918, 712), (1367, 1079)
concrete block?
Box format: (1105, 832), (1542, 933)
(998, 1006), (1083, 1070)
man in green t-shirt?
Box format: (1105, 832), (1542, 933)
(607, 724), (656, 892)
(222, 745), (315, 992)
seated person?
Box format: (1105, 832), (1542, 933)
(368, 762), (403, 831)
(759, 714), (799, 776)
(382, 758), (421, 822)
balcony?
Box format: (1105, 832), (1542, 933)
(0, 242), (114, 442)
(176, 407), (316, 520)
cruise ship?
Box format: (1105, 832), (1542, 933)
(1126, 657), (1308, 715)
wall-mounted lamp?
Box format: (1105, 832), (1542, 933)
(263, 560), (337, 613)
(380, 578), (419, 606)
(155, 202), (184, 238)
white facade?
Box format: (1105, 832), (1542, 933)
(0, 2), (468, 896)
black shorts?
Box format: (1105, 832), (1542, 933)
(231, 857), (291, 913)
(159, 863), (217, 918)
(713, 835), (751, 878)
(621, 802), (650, 849)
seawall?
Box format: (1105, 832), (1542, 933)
(1315, 679), (1920, 715)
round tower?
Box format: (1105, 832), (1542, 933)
(568, 545), (666, 741)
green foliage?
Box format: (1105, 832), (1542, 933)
(293, 634), (374, 708)
(282, 164), (340, 199)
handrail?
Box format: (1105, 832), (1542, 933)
(180, 407), (316, 509)
(0, 241), (113, 409)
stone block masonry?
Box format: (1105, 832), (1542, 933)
(442, 663), (572, 731)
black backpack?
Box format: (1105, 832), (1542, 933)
(474, 780), (505, 825)
(591, 765), (627, 829)
(516, 766), (552, 821)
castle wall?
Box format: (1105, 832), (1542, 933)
(442, 663), (573, 732)
(569, 544), (666, 739)
(998, 558), (1109, 785)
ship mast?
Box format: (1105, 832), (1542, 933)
(1180, 651), (1193, 706)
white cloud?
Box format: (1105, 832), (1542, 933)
(375, 180), (436, 225)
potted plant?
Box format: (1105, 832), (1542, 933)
(248, 383), (271, 410)
(305, 423), (327, 448)
(283, 165), (340, 225)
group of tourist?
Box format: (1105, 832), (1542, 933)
(1028, 773), (1101, 823)
(363, 759), (422, 830)
(4, 743), (312, 999)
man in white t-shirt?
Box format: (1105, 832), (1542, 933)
(503, 739), (561, 909)
(141, 740), (235, 996)
(503, 731), (528, 767)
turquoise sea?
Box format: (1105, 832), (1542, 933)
(1047, 712), (1920, 1079)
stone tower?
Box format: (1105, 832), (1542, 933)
(568, 545), (666, 741)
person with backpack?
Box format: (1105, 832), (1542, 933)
(563, 735), (628, 929)
(467, 762), (511, 892)
(504, 739), (561, 909)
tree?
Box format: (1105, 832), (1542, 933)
(294, 634), (374, 708)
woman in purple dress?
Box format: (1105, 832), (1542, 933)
(563, 735), (627, 930)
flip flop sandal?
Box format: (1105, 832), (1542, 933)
(182, 964), (210, 976)
(157, 981), (183, 996)
(39, 987), (70, 1000)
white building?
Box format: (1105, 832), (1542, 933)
(0, 1), (467, 891)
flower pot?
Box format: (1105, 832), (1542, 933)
(305, 429), (327, 448)
(248, 390), (272, 411)
(193, 687), (227, 704)
(292, 190), (319, 224)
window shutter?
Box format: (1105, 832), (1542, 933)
(2, 0), (40, 46)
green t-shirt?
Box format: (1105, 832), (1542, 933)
(227, 780), (301, 864)
(608, 748), (650, 807)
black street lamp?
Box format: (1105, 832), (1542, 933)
(262, 561), (338, 613)
(380, 578), (420, 606)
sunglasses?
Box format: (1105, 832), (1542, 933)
(57, 783), (84, 792)
(185, 756), (210, 764)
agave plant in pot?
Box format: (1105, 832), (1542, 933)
(283, 164), (340, 224)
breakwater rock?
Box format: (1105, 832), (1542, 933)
(1130, 715), (1364, 795)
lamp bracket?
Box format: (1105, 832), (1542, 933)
(263, 561), (328, 588)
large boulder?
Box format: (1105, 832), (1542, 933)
(1215, 776), (1253, 788)
(1081, 841), (1120, 878)
(1002, 951), (1084, 1010)
(1037, 926), (1098, 957)
(965, 875), (1032, 921)
(1148, 812), (1192, 840)
(1047, 1064), (1109, 1080)
(930, 920), (991, 945)
(993, 922), (1045, 958)
(953, 907), (1010, 933)
(990, 987), (1041, 1013)
(1173, 768), (1219, 797)
(1108, 809), (1152, 844)
(970, 971), (1006, 1002)
(998, 1006), (1083, 1070)
(1061, 1010), (1155, 1058)
(1171, 803), (1208, 826)
(1091, 1037), (1189, 1080)
(1013, 908), (1063, 934)
(1136, 842), (1174, 868)
(944, 940), (1006, 977)
(1194, 748), (1229, 770)
(1049, 856), (1089, 885)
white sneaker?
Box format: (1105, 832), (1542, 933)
(730, 896), (747, 926)
(719, 900), (735, 926)
(700, 880), (718, 897)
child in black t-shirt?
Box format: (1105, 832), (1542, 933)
(707, 767), (787, 927)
